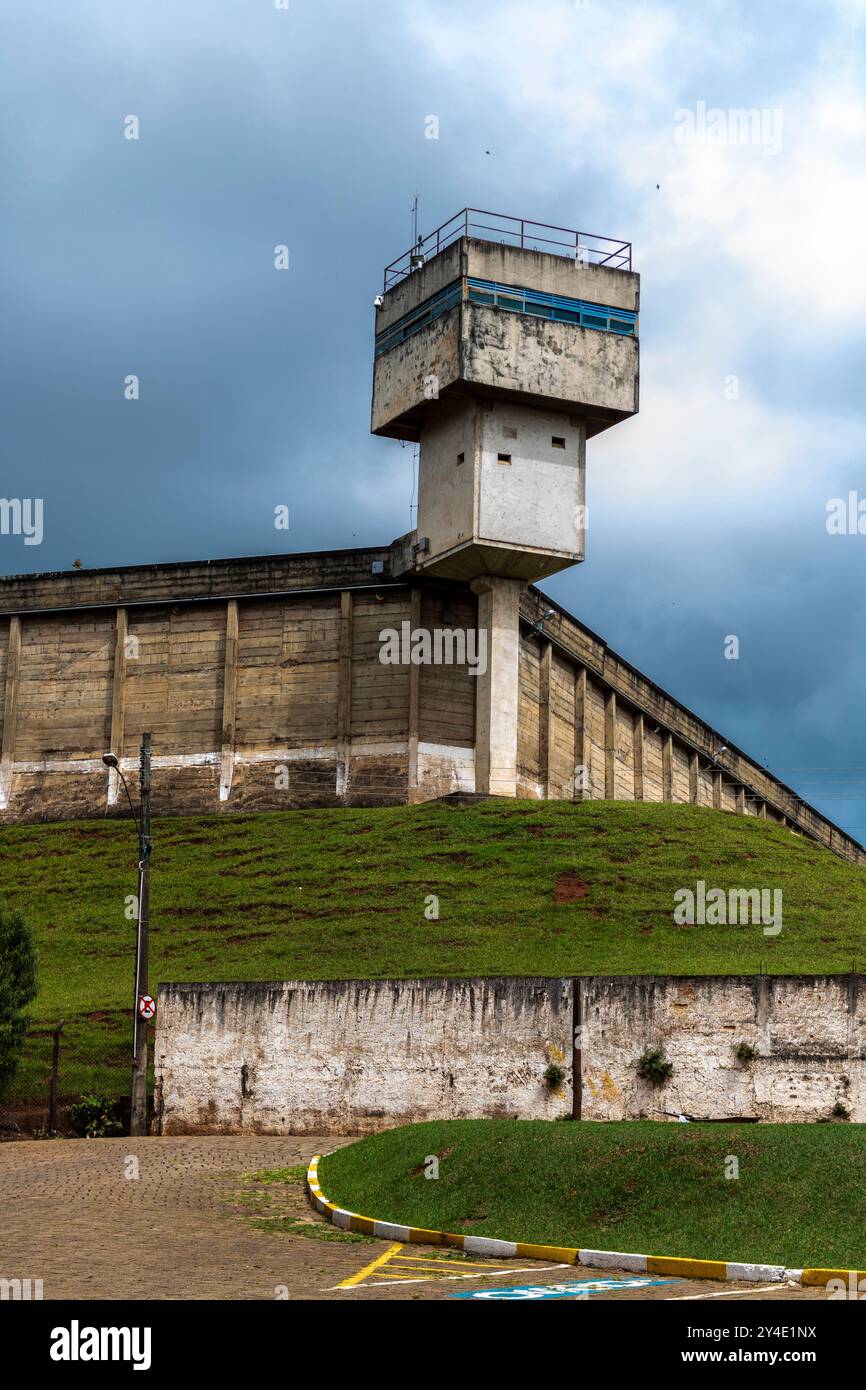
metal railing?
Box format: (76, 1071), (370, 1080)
(383, 208), (632, 289)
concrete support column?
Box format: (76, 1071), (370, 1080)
(604, 690), (616, 799)
(470, 576), (525, 797)
(689, 751), (699, 805)
(539, 640), (553, 798)
(406, 588), (420, 800)
(219, 600), (239, 803)
(633, 713), (645, 801)
(107, 608), (128, 808)
(662, 732), (673, 802)
(337, 590), (354, 799)
(712, 770), (722, 810)
(574, 667), (588, 800)
(0, 615), (21, 812)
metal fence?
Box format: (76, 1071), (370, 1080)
(0, 1013), (144, 1137)
(383, 207), (632, 289)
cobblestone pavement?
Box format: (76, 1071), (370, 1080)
(0, 1136), (827, 1302)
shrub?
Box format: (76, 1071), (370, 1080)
(68, 1094), (124, 1139)
(637, 1047), (673, 1086)
(734, 1042), (756, 1064)
(0, 898), (37, 1097)
(543, 1062), (565, 1091)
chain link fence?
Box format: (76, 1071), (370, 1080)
(0, 1010), (153, 1137)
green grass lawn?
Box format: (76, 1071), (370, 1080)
(2, 798), (865, 1103)
(318, 1118), (866, 1269)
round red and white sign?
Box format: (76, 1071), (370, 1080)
(138, 995), (156, 1020)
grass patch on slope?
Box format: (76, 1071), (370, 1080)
(2, 799), (865, 1101)
(223, 1165), (375, 1244)
(318, 1119), (866, 1270)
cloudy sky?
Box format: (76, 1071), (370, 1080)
(2, 0), (865, 839)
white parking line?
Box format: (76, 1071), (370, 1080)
(330, 1262), (569, 1290)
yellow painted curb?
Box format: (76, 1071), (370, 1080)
(801, 1267), (866, 1288)
(515, 1241), (580, 1264)
(305, 1153), (859, 1289)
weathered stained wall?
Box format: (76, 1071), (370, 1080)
(371, 237), (639, 442)
(0, 543), (862, 866)
(517, 588), (866, 865)
(375, 237), (638, 337)
(154, 975), (866, 1135)
(0, 553), (479, 819)
(369, 233), (639, 439)
(581, 976), (866, 1123)
(155, 977), (573, 1136)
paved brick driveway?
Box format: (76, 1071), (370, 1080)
(0, 1135), (361, 1300)
(0, 1136), (826, 1302)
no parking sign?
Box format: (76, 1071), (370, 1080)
(138, 995), (156, 1020)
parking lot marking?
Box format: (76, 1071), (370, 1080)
(337, 1241), (404, 1288)
(451, 1276), (676, 1300)
(334, 1242), (569, 1290)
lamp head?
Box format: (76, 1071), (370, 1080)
(102, 753), (119, 769)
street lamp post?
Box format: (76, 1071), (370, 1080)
(103, 733), (152, 1137)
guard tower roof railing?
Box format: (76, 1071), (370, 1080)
(383, 208), (632, 290)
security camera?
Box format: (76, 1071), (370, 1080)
(373, 294), (384, 307)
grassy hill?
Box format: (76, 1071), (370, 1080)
(2, 798), (865, 1105)
(318, 1119), (866, 1269)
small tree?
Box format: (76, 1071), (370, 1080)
(0, 899), (38, 1096)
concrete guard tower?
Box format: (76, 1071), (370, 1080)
(372, 208), (639, 797)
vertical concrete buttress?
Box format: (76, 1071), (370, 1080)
(470, 576), (525, 796)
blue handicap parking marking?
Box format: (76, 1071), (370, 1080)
(450, 1276), (675, 1300)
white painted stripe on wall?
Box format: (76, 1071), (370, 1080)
(7, 739), (424, 777)
(417, 743), (476, 793)
(10, 753), (220, 775)
(8, 738), (488, 780)
(417, 742), (475, 760)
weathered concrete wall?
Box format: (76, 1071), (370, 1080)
(581, 976), (866, 1123)
(372, 236), (639, 442)
(0, 545), (861, 866)
(155, 977), (573, 1135)
(0, 557), (479, 821)
(155, 974), (866, 1135)
(371, 288), (638, 440)
(461, 302), (637, 423)
(375, 237), (639, 335)
(516, 588), (866, 865)
(465, 239), (638, 314)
